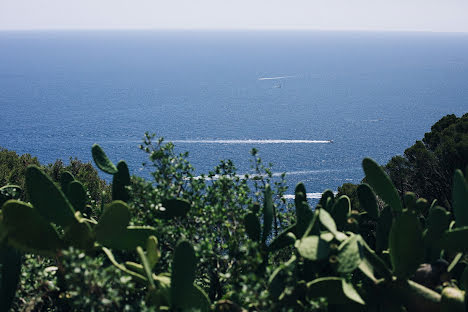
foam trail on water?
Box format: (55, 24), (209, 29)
(189, 168), (359, 181)
(172, 139), (332, 144)
(258, 76), (296, 80)
(283, 193), (326, 199)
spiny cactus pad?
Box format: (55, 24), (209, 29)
(262, 184), (273, 243)
(357, 183), (379, 220)
(244, 212), (261, 242)
(2, 200), (63, 256)
(307, 277), (365, 305)
(171, 240), (210, 311)
(453, 170), (468, 227)
(389, 210), (424, 278)
(112, 161), (131, 202)
(0, 245), (22, 312)
(91, 144), (118, 174)
(336, 234), (362, 273)
(331, 195), (351, 230)
(296, 236), (330, 261)
(362, 158), (402, 213)
(67, 181), (87, 212)
(25, 166), (76, 227)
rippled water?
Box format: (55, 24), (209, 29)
(1, 30), (467, 195)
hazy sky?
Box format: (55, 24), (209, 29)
(1, 0), (468, 32)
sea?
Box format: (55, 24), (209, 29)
(0, 30), (467, 199)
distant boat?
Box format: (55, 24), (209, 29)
(274, 83), (282, 88)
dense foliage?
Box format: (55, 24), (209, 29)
(385, 113), (468, 207)
(1, 114), (467, 312)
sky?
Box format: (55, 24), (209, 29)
(1, 0), (468, 32)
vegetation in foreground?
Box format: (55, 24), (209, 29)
(0, 113), (467, 312)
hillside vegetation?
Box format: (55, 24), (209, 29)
(0, 113), (467, 312)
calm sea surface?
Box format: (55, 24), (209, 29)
(0, 30), (467, 197)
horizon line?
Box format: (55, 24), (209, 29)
(1, 27), (468, 35)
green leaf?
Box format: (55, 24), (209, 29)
(268, 224), (296, 252)
(453, 169), (468, 227)
(307, 277), (365, 305)
(95, 201), (130, 238)
(376, 205), (393, 253)
(63, 216), (94, 250)
(358, 238), (392, 282)
(95, 201), (157, 250)
(331, 195), (351, 230)
(318, 208), (338, 236)
(362, 158), (402, 213)
(404, 192), (417, 210)
(67, 181), (87, 212)
(262, 184), (273, 243)
(0, 244), (22, 312)
(435, 227), (468, 253)
(25, 166), (76, 227)
(146, 236), (160, 270)
(319, 190), (335, 212)
(137, 246), (155, 289)
(91, 144), (118, 174)
(2, 200), (63, 256)
(268, 255), (296, 299)
(104, 226), (158, 251)
(357, 183), (379, 220)
(171, 240), (198, 310)
(389, 210), (424, 278)
(294, 183), (316, 238)
(337, 235), (362, 273)
(112, 161), (131, 202)
(59, 171), (75, 196)
(244, 212), (261, 242)
(424, 206), (451, 245)
(296, 236), (330, 261)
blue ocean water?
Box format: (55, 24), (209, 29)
(0, 30), (467, 197)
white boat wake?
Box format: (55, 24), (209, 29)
(258, 75), (296, 80)
(172, 139), (333, 144)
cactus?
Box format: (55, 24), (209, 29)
(95, 201), (157, 250)
(295, 183), (314, 237)
(296, 235), (330, 261)
(330, 195), (351, 230)
(336, 234), (362, 273)
(67, 180), (87, 212)
(59, 171), (75, 197)
(318, 208), (339, 237)
(389, 210), (424, 279)
(2, 200), (64, 255)
(424, 206), (451, 261)
(357, 183), (379, 220)
(362, 158), (402, 213)
(262, 184), (274, 243)
(376, 205), (393, 253)
(452, 169), (468, 227)
(319, 189), (335, 212)
(112, 160), (131, 202)
(25, 166), (76, 227)
(243, 185), (277, 246)
(307, 277), (365, 305)
(171, 240), (210, 311)
(0, 244), (22, 312)
(91, 144), (118, 174)
(244, 212), (261, 242)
